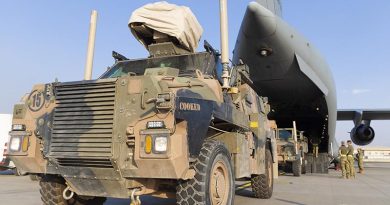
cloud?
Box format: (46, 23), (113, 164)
(351, 89), (371, 95)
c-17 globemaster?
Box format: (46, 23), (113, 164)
(233, 0), (390, 173)
(7, 1), (277, 205)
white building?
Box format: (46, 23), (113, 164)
(0, 114), (12, 165)
(361, 147), (390, 162)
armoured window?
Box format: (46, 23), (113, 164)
(278, 129), (293, 140)
(100, 52), (217, 79)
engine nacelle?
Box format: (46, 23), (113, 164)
(350, 124), (375, 146)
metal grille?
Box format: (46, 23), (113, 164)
(49, 79), (116, 168)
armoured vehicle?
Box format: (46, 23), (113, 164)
(276, 122), (308, 176)
(7, 2), (276, 205)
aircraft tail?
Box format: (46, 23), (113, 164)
(255, 0), (282, 17)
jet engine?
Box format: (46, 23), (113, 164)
(350, 124), (375, 145)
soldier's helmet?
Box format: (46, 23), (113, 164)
(341, 141), (345, 145)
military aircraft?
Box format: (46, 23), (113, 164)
(232, 0), (390, 171)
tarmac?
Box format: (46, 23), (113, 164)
(0, 163), (389, 205)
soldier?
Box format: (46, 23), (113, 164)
(338, 141), (350, 179)
(357, 148), (364, 174)
(347, 140), (355, 178)
(310, 137), (321, 158)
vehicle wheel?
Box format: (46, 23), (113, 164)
(292, 159), (302, 177)
(29, 174), (40, 181)
(176, 140), (234, 205)
(40, 175), (106, 205)
(301, 158), (307, 174)
(251, 149), (273, 199)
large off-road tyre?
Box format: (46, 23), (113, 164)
(29, 174), (40, 181)
(251, 149), (273, 199)
(292, 159), (302, 177)
(176, 140), (235, 205)
(301, 157), (307, 175)
(40, 175), (106, 205)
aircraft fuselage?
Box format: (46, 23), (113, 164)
(233, 1), (337, 153)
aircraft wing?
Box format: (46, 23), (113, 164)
(337, 109), (390, 145)
(337, 109), (390, 121)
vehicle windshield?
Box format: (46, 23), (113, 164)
(278, 129), (293, 140)
(100, 52), (220, 79)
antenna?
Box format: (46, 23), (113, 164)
(219, 0), (230, 89)
(84, 10), (98, 80)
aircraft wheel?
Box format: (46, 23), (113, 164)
(40, 175), (106, 205)
(251, 148), (273, 199)
(176, 140), (234, 205)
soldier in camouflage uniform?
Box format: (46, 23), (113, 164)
(338, 141), (350, 179)
(347, 140), (355, 178)
(357, 148), (364, 174)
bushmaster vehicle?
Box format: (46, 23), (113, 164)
(276, 122), (308, 176)
(7, 2), (276, 205)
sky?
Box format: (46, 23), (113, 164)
(0, 0), (389, 146)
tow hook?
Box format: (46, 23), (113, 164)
(130, 189), (141, 205)
(63, 185), (74, 200)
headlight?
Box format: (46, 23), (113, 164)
(12, 124), (26, 131)
(154, 137), (168, 152)
(8, 131), (32, 154)
(140, 129), (170, 158)
(9, 137), (22, 152)
(21, 136), (29, 152)
(145, 135), (153, 154)
(147, 121), (165, 129)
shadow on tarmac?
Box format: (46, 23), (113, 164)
(275, 198), (306, 205)
(106, 196), (175, 205)
(235, 188), (254, 198)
